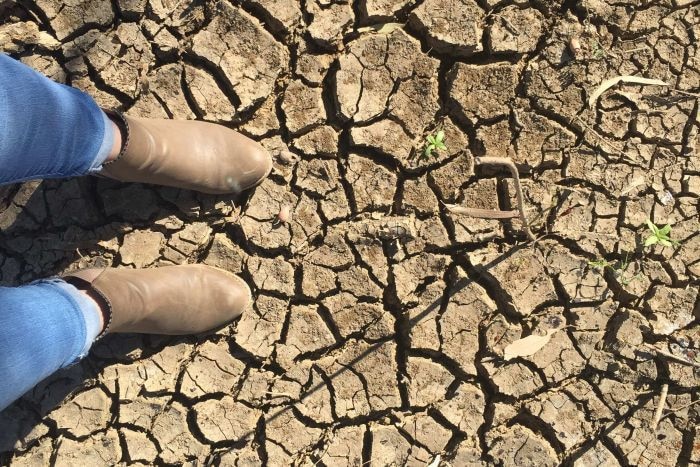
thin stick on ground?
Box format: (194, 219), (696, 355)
(263, 390), (296, 398)
(553, 230), (619, 239)
(574, 115), (624, 154)
(643, 343), (700, 369)
(660, 398), (700, 422)
(671, 89), (700, 98)
(621, 46), (650, 55)
(651, 383), (668, 430)
(437, 157), (537, 240)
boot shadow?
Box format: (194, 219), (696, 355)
(0, 176), (244, 284)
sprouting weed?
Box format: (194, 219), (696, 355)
(614, 254), (641, 286)
(423, 130), (447, 159)
(644, 219), (680, 248)
(588, 258), (613, 269)
(588, 253), (640, 286)
(591, 39), (607, 59)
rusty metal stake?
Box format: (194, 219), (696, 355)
(445, 156), (535, 241)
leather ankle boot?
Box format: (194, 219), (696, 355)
(63, 265), (251, 339)
(101, 111), (272, 194)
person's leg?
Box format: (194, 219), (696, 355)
(0, 53), (117, 185)
(0, 279), (102, 412)
(0, 53), (272, 194)
(0, 263), (252, 413)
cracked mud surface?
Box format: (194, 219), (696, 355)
(1, 0), (699, 465)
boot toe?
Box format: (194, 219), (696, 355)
(205, 266), (252, 322)
(235, 143), (273, 192)
(224, 275), (252, 319)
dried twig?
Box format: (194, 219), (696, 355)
(575, 116), (624, 154)
(264, 390), (296, 398)
(440, 155), (535, 240)
(554, 230), (619, 239)
(671, 89), (700, 98)
(651, 383), (668, 430)
(643, 343), (700, 369)
(499, 16), (520, 35)
(444, 204), (519, 219)
(620, 46), (651, 55)
(660, 398), (700, 421)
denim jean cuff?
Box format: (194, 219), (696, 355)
(45, 279), (101, 361)
(87, 110), (115, 173)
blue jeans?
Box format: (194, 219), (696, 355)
(0, 54), (113, 412)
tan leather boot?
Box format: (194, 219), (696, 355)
(63, 265), (251, 339)
(101, 111), (272, 194)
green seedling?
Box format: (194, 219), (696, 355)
(588, 253), (640, 286)
(591, 39), (607, 59)
(644, 219), (679, 248)
(588, 258), (613, 269)
(424, 130), (447, 158)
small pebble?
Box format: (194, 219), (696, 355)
(569, 37), (581, 57)
(659, 190), (674, 206)
(277, 205), (291, 224)
(277, 150), (300, 165)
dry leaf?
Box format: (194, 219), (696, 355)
(357, 23), (404, 35)
(277, 205), (291, 224)
(444, 203), (517, 219)
(619, 176), (647, 196)
(503, 329), (557, 361)
(588, 75), (669, 108)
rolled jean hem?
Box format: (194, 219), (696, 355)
(37, 279), (90, 364)
(0, 277), (99, 411)
(87, 110), (115, 173)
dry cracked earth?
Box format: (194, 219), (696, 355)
(0, 0), (699, 465)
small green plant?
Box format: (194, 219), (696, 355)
(644, 219), (679, 248)
(588, 258), (613, 269)
(588, 253), (640, 286)
(424, 130), (446, 158)
(591, 39), (607, 59)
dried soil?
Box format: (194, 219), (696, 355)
(0, 0), (699, 465)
